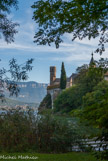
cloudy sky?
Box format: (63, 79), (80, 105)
(0, 0), (108, 83)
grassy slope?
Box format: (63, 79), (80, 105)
(0, 152), (101, 161)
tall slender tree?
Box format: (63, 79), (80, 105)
(60, 62), (66, 89)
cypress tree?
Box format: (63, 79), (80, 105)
(60, 62), (66, 89)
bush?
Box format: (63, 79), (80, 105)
(36, 114), (82, 153)
(54, 86), (82, 113)
(93, 150), (108, 160)
(0, 109), (81, 153)
(0, 109), (36, 152)
(77, 80), (108, 160)
(38, 94), (52, 113)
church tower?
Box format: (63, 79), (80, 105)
(89, 53), (96, 67)
(50, 66), (56, 85)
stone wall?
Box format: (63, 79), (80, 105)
(47, 88), (61, 109)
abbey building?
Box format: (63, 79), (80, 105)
(47, 54), (108, 108)
(47, 66), (77, 108)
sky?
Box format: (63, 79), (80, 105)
(0, 0), (108, 83)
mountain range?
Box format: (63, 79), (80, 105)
(4, 81), (48, 104)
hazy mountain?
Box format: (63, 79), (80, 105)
(0, 98), (39, 108)
(5, 81), (48, 103)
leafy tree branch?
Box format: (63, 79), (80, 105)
(0, 0), (19, 43)
(32, 0), (108, 54)
(0, 58), (34, 100)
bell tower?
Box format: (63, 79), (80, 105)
(50, 66), (56, 85)
(89, 53), (96, 67)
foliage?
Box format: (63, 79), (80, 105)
(75, 58), (108, 89)
(93, 150), (108, 161)
(0, 0), (19, 43)
(77, 67), (104, 94)
(0, 58), (34, 101)
(32, 0), (108, 54)
(0, 152), (98, 161)
(0, 109), (82, 153)
(36, 114), (81, 153)
(74, 58), (108, 99)
(78, 80), (108, 160)
(54, 86), (82, 113)
(54, 59), (108, 113)
(38, 94), (52, 113)
(0, 0), (34, 100)
(74, 64), (89, 84)
(60, 62), (66, 89)
(80, 80), (108, 130)
(0, 109), (35, 152)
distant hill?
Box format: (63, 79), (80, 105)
(0, 98), (39, 108)
(4, 81), (48, 103)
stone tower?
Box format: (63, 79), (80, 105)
(50, 66), (56, 85)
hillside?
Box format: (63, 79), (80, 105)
(4, 81), (48, 103)
(0, 98), (39, 108)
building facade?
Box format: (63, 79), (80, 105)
(47, 66), (77, 108)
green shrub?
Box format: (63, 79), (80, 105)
(36, 114), (82, 153)
(54, 86), (82, 113)
(38, 94), (52, 113)
(0, 109), (82, 153)
(0, 109), (36, 152)
(93, 150), (108, 160)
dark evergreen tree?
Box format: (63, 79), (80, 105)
(60, 62), (66, 89)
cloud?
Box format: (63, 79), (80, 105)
(0, 6), (108, 64)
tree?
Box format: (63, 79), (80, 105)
(38, 93), (52, 113)
(75, 58), (108, 92)
(54, 85), (82, 113)
(0, 108), (82, 153)
(0, 0), (19, 43)
(81, 80), (108, 129)
(54, 58), (108, 113)
(32, 0), (108, 54)
(60, 62), (66, 89)
(74, 64), (89, 84)
(79, 80), (108, 159)
(0, 1), (34, 100)
(0, 58), (34, 101)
